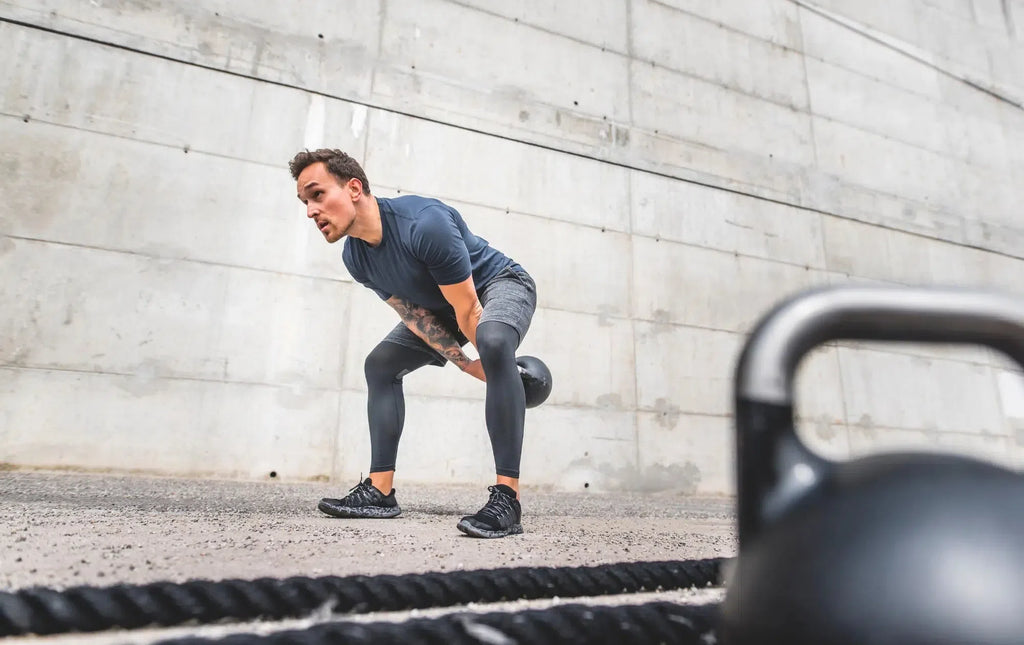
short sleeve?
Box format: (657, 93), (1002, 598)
(410, 206), (472, 285)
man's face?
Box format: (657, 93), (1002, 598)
(296, 162), (359, 244)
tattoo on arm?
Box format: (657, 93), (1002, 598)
(387, 297), (470, 368)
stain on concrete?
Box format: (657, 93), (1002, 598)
(564, 457), (702, 495)
(653, 398), (682, 429)
(118, 361), (163, 397)
(851, 414), (878, 441)
(596, 305), (618, 327)
(812, 416), (838, 441)
(0, 237), (14, 257)
(595, 393), (622, 408)
(276, 384), (318, 410)
(633, 462), (702, 495)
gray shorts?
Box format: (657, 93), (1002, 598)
(382, 264), (538, 367)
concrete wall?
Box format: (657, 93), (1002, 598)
(2, 0), (1023, 495)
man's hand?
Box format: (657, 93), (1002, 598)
(462, 359), (486, 382)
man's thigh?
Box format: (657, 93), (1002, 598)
(380, 323), (448, 368)
(478, 266), (538, 346)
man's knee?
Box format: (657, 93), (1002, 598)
(364, 343), (410, 385)
(476, 322), (518, 364)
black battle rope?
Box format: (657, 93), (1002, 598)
(156, 600), (721, 645)
(0, 557), (727, 637)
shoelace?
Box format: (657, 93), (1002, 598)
(478, 485), (517, 524)
(343, 480), (378, 505)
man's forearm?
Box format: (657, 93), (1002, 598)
(387, 297), (472, 369)
(455, 302), (483, 348)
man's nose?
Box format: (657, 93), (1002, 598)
(306, 205), (318, 218)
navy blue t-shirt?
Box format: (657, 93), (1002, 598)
(343, 195), (512, 312)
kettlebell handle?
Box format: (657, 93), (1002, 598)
(735, 285), (1024, 545)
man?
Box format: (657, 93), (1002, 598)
(289, 148), (537, 539)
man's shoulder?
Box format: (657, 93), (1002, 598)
(380, 194), (449, 218)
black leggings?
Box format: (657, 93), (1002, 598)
(364, 321), (526, 478)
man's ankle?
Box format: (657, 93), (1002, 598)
(496, 476), (519, 499)
(369, 472), (395, 494)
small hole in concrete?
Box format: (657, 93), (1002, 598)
(269, 471), (278, 479)
(584, 482), (590, 489)
(318, 34), (323, 39)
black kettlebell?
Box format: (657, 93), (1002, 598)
(516, 355), (552, 408)
(720, 285), (1024, 645)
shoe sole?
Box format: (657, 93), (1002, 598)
(317, 500), (401, 518)
(456, 518), (524, 538)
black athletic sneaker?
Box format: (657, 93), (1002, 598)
(457, 484), (523, 538)
(317, 478), (401, 518)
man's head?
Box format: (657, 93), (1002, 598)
(290, 149), (372, 244)
(288, 149), (371, 194)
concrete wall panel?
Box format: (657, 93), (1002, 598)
(379, 0), (630, 122)
(805, 58), (947, 156)
(799, 7), (943, 101)
(363, 112), (631, 232)
(0, 367), (339, 478)
(630, 62), (816, 167)
(812, 117), (961, 212)
(632, 172), (826, 267)
(1, 238), (348, 390)
(838, 347), (1005, 435)
(636, 413), (734, 495)
(521, 405), (637, 492)
(452, 1), (630, 52)
(1, 120), (347, 281)
(631, 238), (826, 333)
(634, 323), (739, 417)
(0, 0), (383, 97)
(651, 0), (804, 47)
(632, 0), (810, 110)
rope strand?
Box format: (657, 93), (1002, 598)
(156, 600), (721, 645)
(0, 558), (727, 637)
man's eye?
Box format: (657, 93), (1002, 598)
(313, 190), (323, 199)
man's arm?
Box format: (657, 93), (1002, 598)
(438, 276), (483, 348)
(386, 296), (483, 379)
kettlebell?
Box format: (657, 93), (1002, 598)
(516, 355), (552, 408)
(720, 285), (1024, 645)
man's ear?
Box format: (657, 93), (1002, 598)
(348, 178), (364, 199)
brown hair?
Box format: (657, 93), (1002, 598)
(288, 149), (371, 194)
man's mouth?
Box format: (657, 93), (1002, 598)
(317, 219), (329, 232)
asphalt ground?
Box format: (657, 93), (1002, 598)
(0, 470), (737, 643)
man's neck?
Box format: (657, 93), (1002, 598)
(350, 195), (383, 247)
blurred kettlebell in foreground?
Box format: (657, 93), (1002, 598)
(516, 355), (552, 408)
(721, 285), (1024, 645)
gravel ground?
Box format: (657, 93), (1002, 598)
(0, 470), (737, 643)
